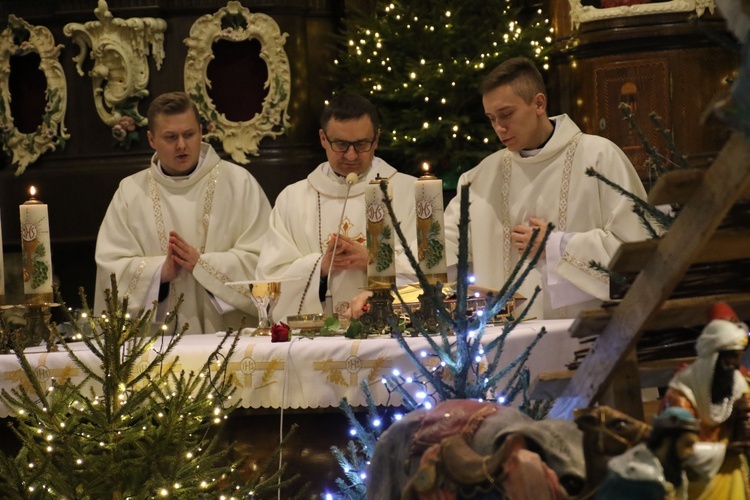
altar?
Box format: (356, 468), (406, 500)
(0, 319), (581, 496)
(0, 319), (580, 416)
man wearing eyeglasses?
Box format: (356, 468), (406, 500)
(258, 94), (417, 321)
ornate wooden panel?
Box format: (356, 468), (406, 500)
(595, 58), (669, 178)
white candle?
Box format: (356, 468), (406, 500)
(415, 164), (448, 284)
(366, 175), (396, 289)
(0, 208), (4, 303)
(20, 186), (53, 304)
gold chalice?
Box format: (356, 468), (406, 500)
(227, 280), (283, 336)
(249, 281), (282, 336)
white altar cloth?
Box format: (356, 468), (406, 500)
(0, 320), (580, 416)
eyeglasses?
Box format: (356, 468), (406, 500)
(324, 131), (377, 153)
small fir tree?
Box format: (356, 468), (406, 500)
(0, 276), (299, 499)
(331, 183), (552, 498)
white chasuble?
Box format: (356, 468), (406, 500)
(445, 114), (650, 319)
(94, 143), (271, 334)
(257, 158), (417, 322)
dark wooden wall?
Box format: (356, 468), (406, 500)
(0, 0), (347, 309)
(545, 0), (737, 183)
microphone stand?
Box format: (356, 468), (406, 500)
(324, 173), (358, 318)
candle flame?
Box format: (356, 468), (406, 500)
(29, 186), (37, 197)
(422, 162), (430, 173)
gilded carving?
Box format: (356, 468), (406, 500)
(569, 0), (716, 29)
(63, 0), (166, 149)
(184, 1), (291, 164)
(0, 15), (69, 176)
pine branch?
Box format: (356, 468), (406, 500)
(585, 167), (673, 231)
(619, 102), (668, 175)
(588, 260), (629, 286)
(649, 112), (690, 169)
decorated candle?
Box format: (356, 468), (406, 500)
(366, 175), (396, 288)
(20, 186), (53, 303)
(0, 208), (4, 303)
(415, 163), (448, 284)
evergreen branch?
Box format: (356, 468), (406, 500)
(619, 102), (667, 175)
(632, 204), (663, 238)
(484, 285), (542, 376)
(485, 315), (543, 387)
(585, 167), (673, 230)
(589, 260), (629, 286)
(497, 328), (546, 403)
(649, 112), (690, 169)
(391, 286), (454, 358)
(390, 330), (455, 401)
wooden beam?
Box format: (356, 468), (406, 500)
(610, 229), (750, 274)
(599, 348), (643, 420)
(648, 168), (750, 205)
(569, 293), (750, 338)
(548, 132), (750, 420)
(529, 356), (695, 400)
(648, 169), (706, 205)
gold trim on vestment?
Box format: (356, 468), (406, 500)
(500, 132), (581, 281)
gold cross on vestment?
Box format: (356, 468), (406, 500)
(322, 216), (366, 248)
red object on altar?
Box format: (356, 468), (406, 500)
(270, 322), (290, 342)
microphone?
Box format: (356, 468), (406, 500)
(325, 172), (359, 318)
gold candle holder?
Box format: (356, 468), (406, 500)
(359, 288), (398, 335)
(0, 302), (60, 350)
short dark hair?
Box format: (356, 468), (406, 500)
(479, 57), (546, 104)
(147, 92), (201, 132)
(320, 94), (380, 134)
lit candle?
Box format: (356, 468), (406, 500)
(366, 175), (396, 289)
(20, 186), (53, 304)
(0, 208), (4, 303)
(415, 163), (447, 284)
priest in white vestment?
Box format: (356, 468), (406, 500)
(257, 94), (417, 321)
(445, 57), (651, 319)
(95, 92), (271, 334)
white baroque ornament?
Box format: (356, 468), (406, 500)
(184, 1), (291, 164)
(63, 0), (166, 148)
(0, 15), (70, 176)
(569, 0), (716, 29)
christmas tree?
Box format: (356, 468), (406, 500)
(0, 277), (298, 499)
(330, 183), (551, 498)
(331, 0), (552, 185)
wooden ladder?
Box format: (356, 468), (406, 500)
(546, 132), (750, 420)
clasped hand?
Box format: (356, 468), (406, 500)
(511, 217), (547, 258)
(321, 234), (368, 277)
(161, 230), (200, 282)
